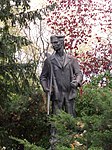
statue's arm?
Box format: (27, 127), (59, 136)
(40, 59), (50, 92)
(71, 58), (83, 87)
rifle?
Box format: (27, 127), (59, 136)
(46, 53), (53, 115)
(47, 91), (51, 115)
(46, 52), (58, 115)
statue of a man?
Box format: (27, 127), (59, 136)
(40, 35), (83, 117)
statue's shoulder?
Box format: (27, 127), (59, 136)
(66, 53), (78, 63)
(66, 53), (75, 60)
(48, 53), (57, 61)
(45, 53), (55, 63)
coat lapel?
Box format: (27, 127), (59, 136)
(50, 54), (62, 69)
(63, 54), (71, 67)
(50, 53), (71, 69)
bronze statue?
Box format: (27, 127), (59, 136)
(40, 35), (83, 117)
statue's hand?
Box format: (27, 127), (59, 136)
(70, 80), (78, 88)
(44, 88), (50, 93)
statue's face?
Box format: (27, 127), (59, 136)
(51, 36), (63, 51)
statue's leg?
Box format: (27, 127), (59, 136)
(49, 100), (60, 150)
(49, 125), (57, 149)
(65, 98), (76, 117)
(49, 98), (64, 149)
(52, 99), (63, 114)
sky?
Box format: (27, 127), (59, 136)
(29, 0), (47, 10)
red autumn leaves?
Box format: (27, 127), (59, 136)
(46, 0), (111, 78)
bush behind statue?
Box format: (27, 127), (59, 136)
(49, 72), (112, 150)
(0, 72), (111, 149)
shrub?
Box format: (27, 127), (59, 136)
(0, 89), (50, 149)
(49, 72), (112, 150)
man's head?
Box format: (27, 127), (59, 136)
(50, 35), (65, 52)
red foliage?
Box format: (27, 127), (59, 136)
(46, 0), (112, 79)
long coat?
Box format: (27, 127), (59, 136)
(40, 53), (83, 101)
